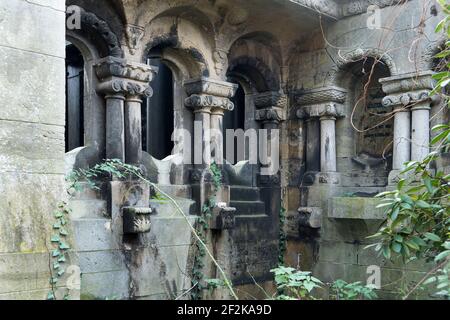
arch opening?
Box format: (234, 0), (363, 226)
(339, 57), (393, 177)
(65, 42), (85, 153)
(142, 58), (175, 161)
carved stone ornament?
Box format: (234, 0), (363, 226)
(125, 24), (145, 55)
(185, 94), (234, 111)
(380, 71), (436, 107)
(382, 91), (432, 108)
(289, 0), (340, 19)
(296, 103), (345, 119)
(94, 56), (157, 97)
(295, 86), (347, 106)
(122, 207), (155, 234)
(343, 0), (410, 17)
(254, 91), (288, 109)
(255, 107), (286, 124)
(95, 56), (157, 82)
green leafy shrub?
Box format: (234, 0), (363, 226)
(330, 280), (378, 300)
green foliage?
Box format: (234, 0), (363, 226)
(191, 162), (223, 300)
(278, 207), (287, 265)
(271, 266), (323, 300)
(47, 202), (72, 300)
(369, 0), (450, 299)
(66, 159), (142, 195)
(330, 279), (378, 300)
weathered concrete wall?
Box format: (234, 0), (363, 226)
(0, 0), (79, 300)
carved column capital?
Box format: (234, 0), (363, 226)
(294, 86), (347, 120)
(94, 56), (157, 98)
(255, 107), (286, 125)
(254, 91), (288, 109)
(380, 71), (436, 108)
(184, 77), (238, 112)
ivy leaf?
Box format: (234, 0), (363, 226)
(47, 292), (55, 300)
(59, 228), (68, 236)
(58, 255), (66, 263)
(51, 235), (60, 243)
(424, 233), (442, 242)
(52, 250), (60, 257)
(391, 242), (402, 254)
(59, 242), (71, 250)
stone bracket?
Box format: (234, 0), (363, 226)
(298, 207), (322, 229)
(209, 203), (236, 230)
(123, 206), (155, 234)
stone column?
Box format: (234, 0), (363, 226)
(380, 71), (435, 180)
(411, 102), (431, 162)
(125, 96), (143, 164)
(305, 118), (321, 172)
(210, 107), (225, 164)
(295, 87), (347, 175)
(95, 56), (157, 165)
(184, 78), (237, 168)
(255, 107), (286, 176)
(105, 94), (126, 161)
(254, 92), (288, 179)
(392, 107), (411, 170)
(320, 114), (337, 172)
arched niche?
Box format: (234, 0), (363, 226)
(142, 58), (175, 161)
(336, 57), (393, 180)
(65, 6), (122, 170)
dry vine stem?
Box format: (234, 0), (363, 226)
(117, 163), (239, 300)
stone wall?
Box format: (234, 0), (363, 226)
(0, 0), (79, 300)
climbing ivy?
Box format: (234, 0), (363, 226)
(47, 202), (72, 300)
(66, 159), (238, 300)
(278, 206), (287, 266)
(191, 162), (223, 300)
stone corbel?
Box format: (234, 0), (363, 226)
(125, 24), (145, 56)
